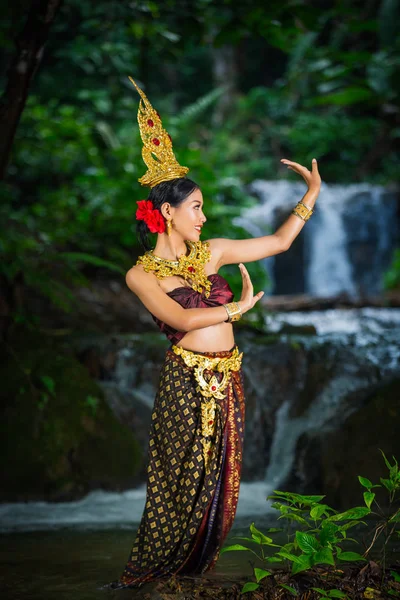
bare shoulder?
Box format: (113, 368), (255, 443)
(125, 264), (158, 294)
(204, 238), (228, 252)
(203, 238), (228, 269)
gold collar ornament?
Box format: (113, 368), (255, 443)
(136, 240), (212, 297)
(128, 76), (189, 188)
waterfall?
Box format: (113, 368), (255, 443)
(234, 181), (398, 298)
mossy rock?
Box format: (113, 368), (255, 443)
(0, 327), (142, 501)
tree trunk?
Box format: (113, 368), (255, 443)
(0, 0), (63, 180)
(211, 44), (238, 126)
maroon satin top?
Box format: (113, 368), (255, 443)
(151, 273), (234, 345)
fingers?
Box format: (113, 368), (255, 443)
(311, 158), (319, 173)
(239, 263), (251, 281)
(281, 157), (319, 176)
(239, 263), (265, 309)
(281, 158), (309, 173)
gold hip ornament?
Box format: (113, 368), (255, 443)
(171, 345), (243, 472)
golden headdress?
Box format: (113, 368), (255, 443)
(128, 76), (189, 188)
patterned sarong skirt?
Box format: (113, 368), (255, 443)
(108, 343), (246, 589)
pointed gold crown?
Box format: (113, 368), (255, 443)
(128, 76), (189, 188)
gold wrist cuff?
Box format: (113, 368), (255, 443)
(292, 200), (314, 222)
(223, 301), (242, 323)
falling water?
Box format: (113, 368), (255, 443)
(234, 180), (398, 298)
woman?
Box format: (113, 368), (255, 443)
(107, 79), (321, 589)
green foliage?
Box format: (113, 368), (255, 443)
(279, 583), (298, 596)
(85, 395), (100, 417)
(221, 450), (400, 596)
(384, 249), (400, 291)
(312, 587), (348, 599)
(1, 0), (398, 322)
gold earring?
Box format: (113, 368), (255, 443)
(166, 219), (172, 236)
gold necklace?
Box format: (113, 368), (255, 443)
(136, 240), (212, 297)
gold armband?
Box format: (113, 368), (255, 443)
(292, 200), (314, 221)
(223, 301), (242, 323)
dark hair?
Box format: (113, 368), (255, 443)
(136, 177), (200, 251)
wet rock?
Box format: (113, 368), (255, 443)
(0, 326), (143, 502)
(283, 377), (400, 510)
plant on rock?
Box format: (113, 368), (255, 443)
(221, 449), (400, 596)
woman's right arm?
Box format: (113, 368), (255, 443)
(126, 263), (264, 333)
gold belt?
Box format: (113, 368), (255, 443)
(171, 344), (243, 399)
(171, 345), (243, 472)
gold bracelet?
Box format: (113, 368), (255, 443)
(223, 301), (242, 323)
(292, 200), (314, 221)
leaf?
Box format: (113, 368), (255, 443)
(281, 542), (296, 553)
(250, 521), (274, 544)
(389, 512), (400, 523)
(254, 568), (271, 583)
(280, 583), (299, 595)
(310, 504), (332, 519)
(358, 476), (373, 489)
(379, 448), (393, 471)
(320, 522), (339, 545)
(330, 507), (371, 521)
(314, 547), (335, 566)
(278, 513), (310, 527)
(220, 544), (261, 561)
(241, 582), (260, 593)
(172, 86), (227, 126)
(391, 570), (400, 583)
(232, 536), (259, 544)
(219, 544), (250, 554)
(380, 477), (394, 492)
(40, 375), (55, 394)
(278, 550), (303, 564)
(296, 531), (320, 554)
(339, 520), (365, 532)
(292, 554), (313, 575)
(363, 492), (375, 509)
(233, 535), (281, 548)
(337, 552), (366, 562)
(328, 590), (348, 598)
(58, 252), (125, 275)
(311, 588), (328, 596)
(269, 491), (325, 504)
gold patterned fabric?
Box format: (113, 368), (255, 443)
(107, 345), (246, 589)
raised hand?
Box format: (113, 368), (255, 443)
(237, 263), (264, 313)
(280, 158), (321, 193)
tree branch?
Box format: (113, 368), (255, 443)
(0, 0), (63, 180)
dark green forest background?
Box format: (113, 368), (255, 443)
(1, 0), (400, 327)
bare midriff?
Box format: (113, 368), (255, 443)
(158, 267), (236, 353)
(175, 322), (235, 353)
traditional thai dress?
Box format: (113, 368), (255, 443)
(107, 272), (246, 589)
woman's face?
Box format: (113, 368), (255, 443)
(169, 188), (207, 241)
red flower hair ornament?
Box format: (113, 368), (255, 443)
(136, 200), (166, 234)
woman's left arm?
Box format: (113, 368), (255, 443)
(208, 158), (321, 268)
